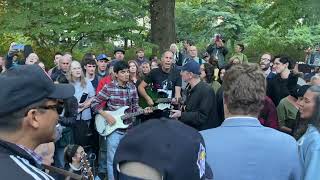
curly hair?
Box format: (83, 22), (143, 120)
(223, 63), (266, 116)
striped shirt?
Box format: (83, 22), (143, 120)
(17, 144), (43, 165)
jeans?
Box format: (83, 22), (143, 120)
(107, 131), (124, 180)
(98, 136), (108, 174)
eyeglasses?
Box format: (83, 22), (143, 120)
(260, 58), (270, 62)
(26, 103), (64, 115)
(38, 104), (64, 114)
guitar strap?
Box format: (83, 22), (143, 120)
(42, 164), (83, 180)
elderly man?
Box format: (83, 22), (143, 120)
(51, 54), (72, 81)
(0, 65), (74, 179)
(170, 60), (218, 130)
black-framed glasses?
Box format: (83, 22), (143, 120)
(39, 104), (63, 114)
(29, 103), (64, 115)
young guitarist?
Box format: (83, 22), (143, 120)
(91, 61), (152, 180)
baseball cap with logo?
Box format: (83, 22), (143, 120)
(97, 54), (108, 61)
(113, 118), (213, 180)
(0, 65), (75, 117)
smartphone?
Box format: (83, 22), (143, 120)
(12, 44), (25, 51)
(79, 93), (88, 103)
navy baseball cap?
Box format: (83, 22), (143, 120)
(0, 65), (75, 117)
(97, 54), (108, 61)
(113, 118), (213, 180)
(182, 60), (201, 75)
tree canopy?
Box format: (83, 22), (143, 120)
(0, 0), (319, 65)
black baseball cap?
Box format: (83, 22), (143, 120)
(114, 47), (125, 55)
(113, 118), (213, 180)
(0, 65), (75, 117)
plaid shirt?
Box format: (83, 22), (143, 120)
(17, 144), (43, 165)
(92, 80), (140, 115)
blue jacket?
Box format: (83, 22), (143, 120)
(298, 125), (320, 180)
(201, 117), (302, 180)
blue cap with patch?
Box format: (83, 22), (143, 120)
(182, 60), (201, 75)
(113, 118), (213, 180)
(97, 54), (108, 61)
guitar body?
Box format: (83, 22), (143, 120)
(139, 87), (171, 108)
(95, 106), (130, 136)
(139, 87), (158, 108)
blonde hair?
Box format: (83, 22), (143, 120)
(68, 61), (87, 88)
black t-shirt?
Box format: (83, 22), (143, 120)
(144, 67), (181, 98)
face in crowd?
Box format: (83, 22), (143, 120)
(70, 61), (83, 79)
(115, 51), (125, 61)
(273, 58), (289, 74)
(161, 51), (173, 71)
(259, 54), (272, 71)
(141, 62), (151, 74)
(188, 46), (198, 59)
(54, 54), (62, 66)
(299, 89), (318, 120)
(97, 59), (108, 72)
(129, 61), (138, 74)
(85, 63), (96, 75)
(59, 56), (71, 73)
(25, 53), (39, 65)
(137, 50), (145, 59)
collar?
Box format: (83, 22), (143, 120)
(17, 144), (43, 165)
(113, 80), (131, 89)
(69, 163), (82, 171)
(221, 116), (262, 127)
(188, 80), (202, 93)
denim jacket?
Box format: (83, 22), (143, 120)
(298, 124), (320, 180)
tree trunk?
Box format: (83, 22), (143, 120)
(150, 0), (176, 55)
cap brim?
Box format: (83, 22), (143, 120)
(48, 84), (75, 99)
(205, 162), (213, 179)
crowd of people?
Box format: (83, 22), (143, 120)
(0, 36), (320, 180)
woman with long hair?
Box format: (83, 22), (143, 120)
(128, 60), (141, 86)
(200, 63), (221, 93)
(67, 61), (95, 150)
(297, 85), (320, 179)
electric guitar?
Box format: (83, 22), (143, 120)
(139, 87), (172, 108)
(95, 103), (171, 136)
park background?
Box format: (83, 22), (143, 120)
(0, 0), (319, 67)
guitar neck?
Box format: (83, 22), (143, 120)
(121, 106), (159, 120)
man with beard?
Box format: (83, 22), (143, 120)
(260, 53), (276, 80)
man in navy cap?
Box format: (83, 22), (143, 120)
(0, 65), (75, 179)
(170, 60), (219, 130)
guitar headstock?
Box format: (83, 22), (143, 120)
(80, 153), (94, 180)
(156, 103), (171, 110)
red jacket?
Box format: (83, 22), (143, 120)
(96, 75), (113, 108)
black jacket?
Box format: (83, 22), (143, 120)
(180, 81), (219, 131)
(0, 139), (54, 180)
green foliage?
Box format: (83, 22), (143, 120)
(0, 0), (149, 67)
(176, 0), (320, 62)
